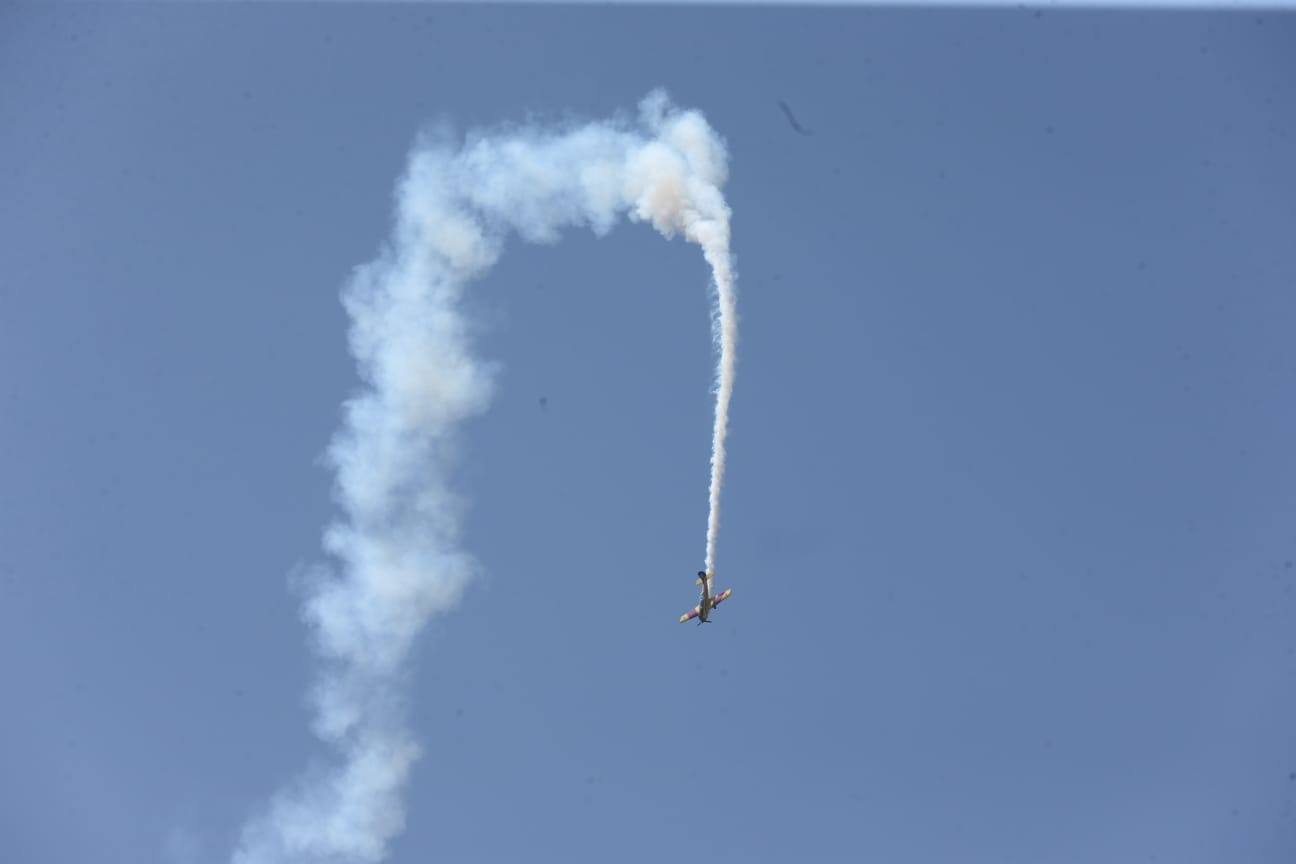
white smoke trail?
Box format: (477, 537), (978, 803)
(704, 228), (736, 576)
(233, 91), (735, 864)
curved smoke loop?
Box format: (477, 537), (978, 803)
(235, 91), (736, 863)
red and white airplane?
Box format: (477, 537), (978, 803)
(678, 570), (733, 624)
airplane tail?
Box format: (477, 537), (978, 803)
(695, 570), (712, 586)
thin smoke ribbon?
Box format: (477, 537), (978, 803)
(234, 91), (736, 864)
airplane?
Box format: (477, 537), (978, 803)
(678, 570), (733, 625)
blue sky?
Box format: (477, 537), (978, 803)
(3, 4), (1296, 863)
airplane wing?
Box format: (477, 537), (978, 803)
(678, 606), (701, 623)
(711, 588), (732, 607)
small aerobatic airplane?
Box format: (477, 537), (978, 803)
(679, 570), (733, 625)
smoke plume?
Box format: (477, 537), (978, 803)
(234, 91), (736, 863)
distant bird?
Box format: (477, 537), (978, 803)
(777, 100), (813, 136)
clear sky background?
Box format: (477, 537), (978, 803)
(3, 4), (1296, 863)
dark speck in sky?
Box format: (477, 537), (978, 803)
(777, 100), (812, 136)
